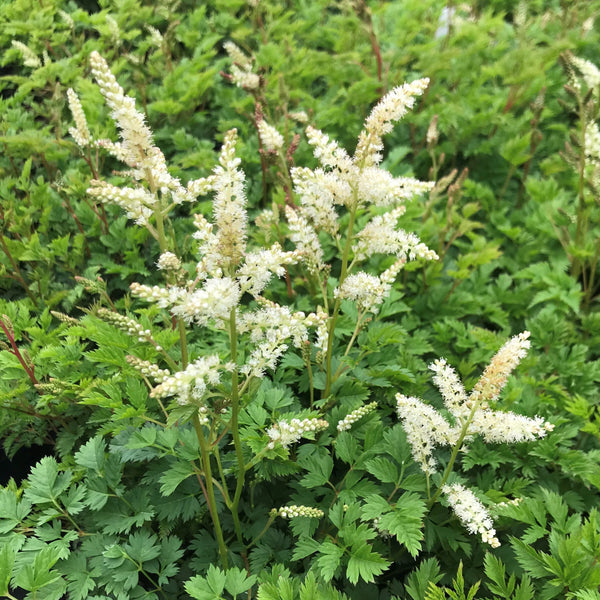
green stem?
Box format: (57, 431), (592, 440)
(178, 318), (188, 369)
(428, 401), (481, 507)
(323, 205), (358, 398)
(193, 414), (229, 568)
(228, 308), (246, 547)
(246, 515), (275, 550)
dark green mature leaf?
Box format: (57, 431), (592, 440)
(346, 542), (390, 584)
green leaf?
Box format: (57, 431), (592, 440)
(346, 542), (390, 584)
(225, 567), (257, 596)
(159, 460), (197, 496)
(0, 545), (15, 596)
(405, 558), (443, 600)
(364, 457), (399, 483)
(292, 537), (320, 561)
(24, 457), (72, 505)
(0, 488), (32, 533)
(316, 540), (344, 582)
(74, 436), (106, 473)
(186, 564), (227, 600)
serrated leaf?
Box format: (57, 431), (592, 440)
(316, 540), (344, 582)
(364, 457), (399, 483)
(0, 488), (32, 533)
(186, 564), (226, 600)
(74, 436), (106, 473)
(159, 460), (197, 496)
(225, 567), (257, 596)
(292, 536), (320, 561)
(24, 457), (72, 505)
(346, 542), (390, 584)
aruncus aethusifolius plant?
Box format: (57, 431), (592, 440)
(65, 49), (555, 579)
(67, 50), (440, 568)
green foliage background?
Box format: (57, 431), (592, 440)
(1, 0), (599, 599)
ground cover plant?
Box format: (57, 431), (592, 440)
(0, 0), (599, 599)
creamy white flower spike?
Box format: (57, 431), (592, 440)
(67, 89), (91, 148)
(284, 206), (325, 274)
(443, 483), (500, 548)
(11, 41), (41, 68)
(396, 394), (460, 473)
(353, 207), (438, 262)
(266, 417), (328, 449)
(237, 243), (300, 296)
(210, 129), (248, 271)
(150, 355), (230, 405)
(397, 332), (553, 474)
(258, 120), (284, 152)
(335, 259), (405, 314)
(238, 303), (318, 377)
(355, 78), (430, 167)
(469, 331), (531, 405)
(570, 56), (600, 90)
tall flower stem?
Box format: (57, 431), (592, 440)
(323, 203), (358, 398)
(428, 401), (481, 507)
(193, 414), (229, 568)
(228, 307), (246, 548)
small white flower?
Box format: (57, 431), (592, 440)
(443, 483), (500, 548)
(258, 120), (284, 151)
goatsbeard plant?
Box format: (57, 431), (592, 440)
(67, 51), (554, 574)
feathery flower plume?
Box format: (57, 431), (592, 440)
(469, 331), (530, 405)
(443, 484), (500, 548)
(284, 206), (325, 274)
(570, 55), (600, 90)
(237, 243), (300, 296)
(396, 332), (553, 475)
(353, 207), (438, 262)
(210, 129), (248, 271)
(335, 258), (405, 314)
(238, 304), (318, 377)
(355, 78), (430, 168)
(396, 394), (459, 474)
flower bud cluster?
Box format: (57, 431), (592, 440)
(97, 308), (158, 346)
(150, 355), (228, 405)
(337, 401), (377, 431)
(266, 418), (328, 449)
(11, 41), (41, 68)
(272, 505), (324, 519)
(156, 252), (182, 272)
(443, 484), (500, 548)
(67, 88), (92, 148)
(126, 355), (170, 382)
